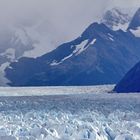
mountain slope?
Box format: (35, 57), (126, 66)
(114, 7), (140, 93)
(5, 22), (140, 86)
(0, 20), (67, 86)
(128, 8), (140, 38)
(0, 27), (34, 86)
(128, 8), (140, 30)
(114, 62), (140, 93)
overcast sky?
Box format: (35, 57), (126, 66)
(0, 0), (140, 53)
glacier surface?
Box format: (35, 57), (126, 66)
(0, 85), (139, 140)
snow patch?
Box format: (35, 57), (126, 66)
(50, 40), (89, 66)
(0, 62), (10, 86)
(108, 33), (113, 38)
(90, 39), (96, 45)
(73, 40), (88, 55)
(109, 37), (114, 41)
(50, 60), (60, 66)
(112, 23), (129, 31)
(0, 48), (15, 60)
(130, 27), (140, 37)
(108, 33), (114, 41)
(61, 54), (73, 62)
(50, 54), (74, 66)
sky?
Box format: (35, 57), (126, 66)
(0, 0), (139, 33)
(0, 0), (140, 56)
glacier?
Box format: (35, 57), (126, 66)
(0, 85), (139, 140)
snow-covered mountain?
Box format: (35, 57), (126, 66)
(101, 8), (135, 31)
(5, 20), (140, 86)
(114, 61), (140, 93)
(0, 27), (34, 86)
(0, 20), (67, 86)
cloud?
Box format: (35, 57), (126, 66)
(0, 0), (140, 54)
(110, 0), (140, 8)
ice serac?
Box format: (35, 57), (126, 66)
(5, 21), (140, 86)
(114, 62), (140, 93)
(0, 87), (139, 140)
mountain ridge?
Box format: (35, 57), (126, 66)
(5, 20), (140, 86)
(0, 7), (140, 86)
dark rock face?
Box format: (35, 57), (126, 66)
(128, 8), (140, 29)
(114, 62), (140, 93)
(5, 22), (140, 86)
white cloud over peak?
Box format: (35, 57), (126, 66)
(0, 0), (139, 56)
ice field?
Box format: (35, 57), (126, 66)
(0, 85), (139, 140)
